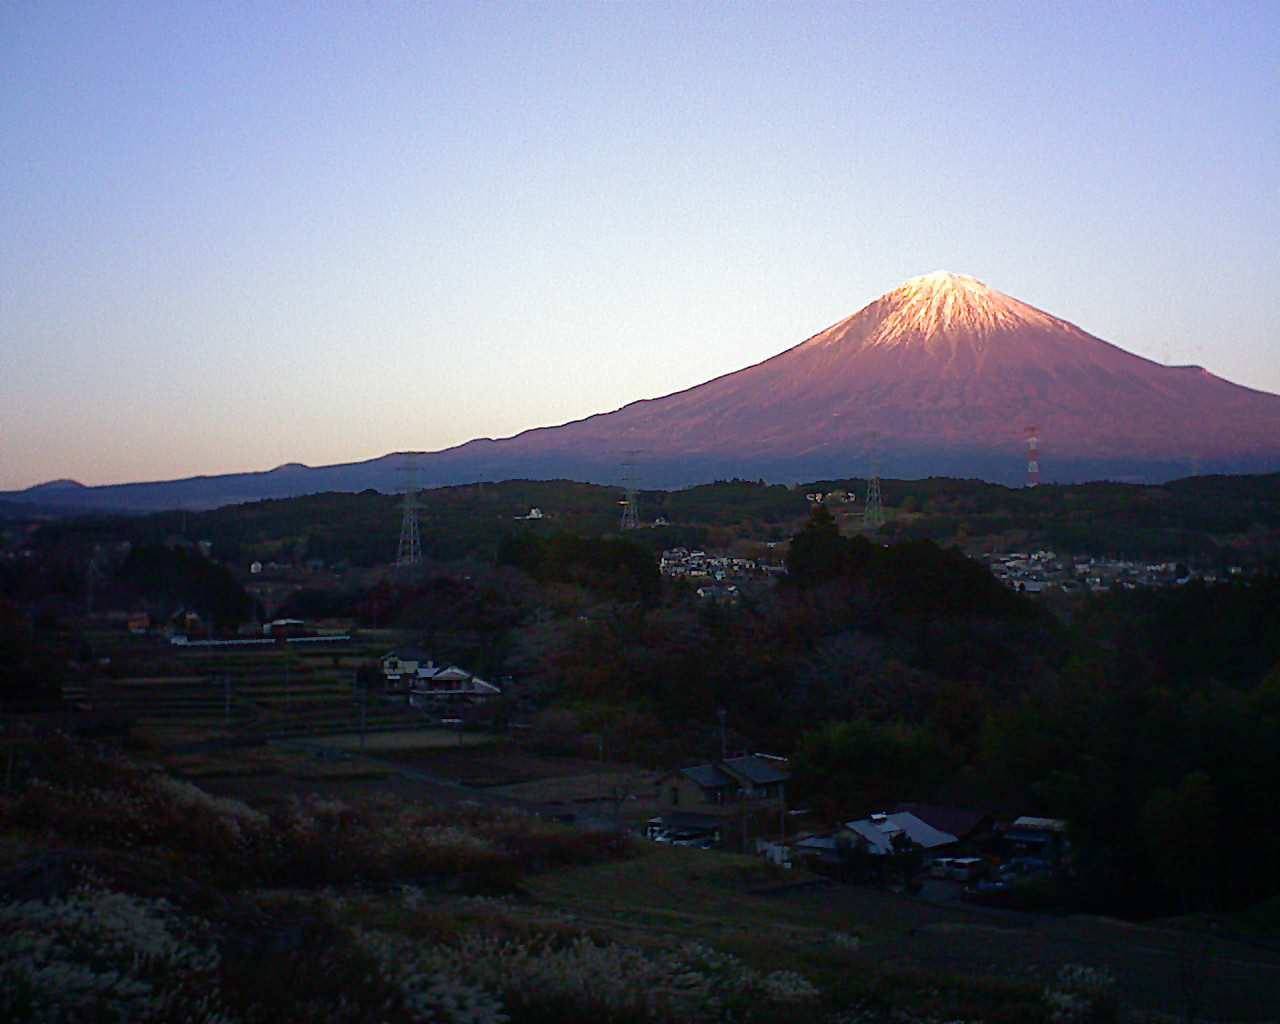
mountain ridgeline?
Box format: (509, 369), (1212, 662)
(8, 272), (1280, 512)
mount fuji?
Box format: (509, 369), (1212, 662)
(10, 271), (1280, 510)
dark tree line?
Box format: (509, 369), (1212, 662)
(112, 545), (252, 628)
(781, 508), (1280, 915)
(498, 532), (661, 607)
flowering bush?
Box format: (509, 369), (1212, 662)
(1043, 964), (1118, 1023)
(4, 738), (626, 892)
(1, 739), (825, 1023)
(356, 927), (818, 1024)
(0, 887), (228, 1023)
(832, 931), (862, 952)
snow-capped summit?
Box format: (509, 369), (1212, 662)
(807, 271), (1066, 354)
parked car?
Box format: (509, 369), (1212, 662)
(999, 856), (1051, 880)
(962, 880), (1009, 903)
(929, 856), (956, 878)
(666, 831), (715, 849)
(949, 857), (986, 881)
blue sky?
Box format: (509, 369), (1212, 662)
(2, 1), (1277, 488)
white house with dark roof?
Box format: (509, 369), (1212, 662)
(659, 754), (789, 811)
(411, 664), (501, 699)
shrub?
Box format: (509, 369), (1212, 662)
(0, 887), (227, 1023)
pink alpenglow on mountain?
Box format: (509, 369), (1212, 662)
(479, 270), (1280, 482)
(10, 272), (1280, 510)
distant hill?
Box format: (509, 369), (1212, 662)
(23, 474), (1280, 571)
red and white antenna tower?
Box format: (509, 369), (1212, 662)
(1025, 426), (1040, 488)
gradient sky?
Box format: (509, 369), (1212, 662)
(2, 1), (1277, 490)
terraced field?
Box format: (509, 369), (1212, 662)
(67, 637), (445, 744)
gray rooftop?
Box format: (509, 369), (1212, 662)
(720, 754), (790, 786)
(680, 763), (735, 789)
(680, 755), (789, 789)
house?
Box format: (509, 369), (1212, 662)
(652, 755), (789, 850)
(790, 833), (842, 867)
(1001, 816), (1068, 862)
(410, 664), (502, 701)
(842, 812), (958, 859)
(894, 803), (992, 847)
(381, 647), (432, 682)
(659, 754), (789, 811)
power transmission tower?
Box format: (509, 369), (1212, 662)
(1025, 426), (1040, 488)
(618, 450), (641, 530)
(85, 551), (102, 615)
(863, 435), (884, 532)
(396, 454), (423, 568)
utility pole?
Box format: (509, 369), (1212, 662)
(352, 669), (368, 751)
(85, 553), (100, 616)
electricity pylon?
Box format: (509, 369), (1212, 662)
(396, 455), (422, 568)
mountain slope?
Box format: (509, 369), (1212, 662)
(8, 272), (1280, 510)
(485, 271), (1280, 466)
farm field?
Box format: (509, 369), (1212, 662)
(315, 728), (493, 752)
(377, 746), (624, 786)
(67, 632), (448, 747)
(159, 745), (392, 782)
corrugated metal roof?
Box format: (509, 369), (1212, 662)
(845, 812), (958, 854)
(1012, 816), (1067, 832)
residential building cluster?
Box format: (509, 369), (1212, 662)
(660, 547), (788, 603)
(642, 754), (1069, 899)
(659, 548), (786, 582)
(805, 490), (858, 505)
(982, 550), (1244, 594)
(381, 648), (503, 705)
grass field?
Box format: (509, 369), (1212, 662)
(380, 746), (624, 787)
(524, 844), (1280, 1020)
(160, 746), (393, 781)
